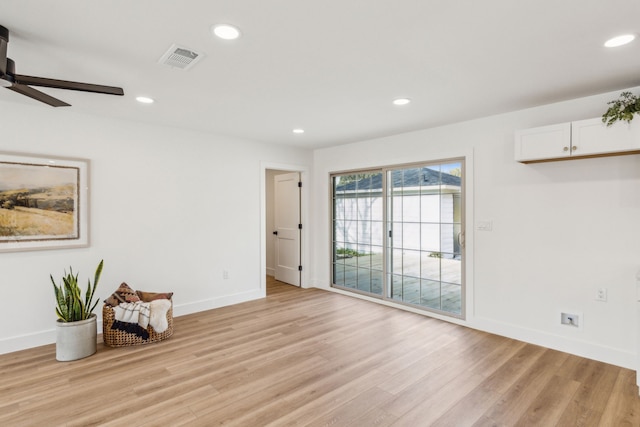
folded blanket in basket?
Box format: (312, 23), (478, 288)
(112, 299), (172, 336)
(110, 320), (149, 339)
(114, 301), (151, 329)
(111, 301), (150, 339)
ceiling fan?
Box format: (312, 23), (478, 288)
(0, 25), (124, 107)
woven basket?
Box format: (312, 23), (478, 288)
(102, 303), (174, 347)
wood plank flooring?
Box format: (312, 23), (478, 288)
(1, 277), (639, 426)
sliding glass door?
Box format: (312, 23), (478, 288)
(332, 160), (464, 318)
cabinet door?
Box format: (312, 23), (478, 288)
(572, 117), (640, 157)
(515, 122), (571, 162)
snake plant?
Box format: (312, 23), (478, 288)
(51, 260), (103, 322)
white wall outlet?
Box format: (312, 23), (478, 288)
(223, 270), (229, 279)
(561, 312), (580, 327)
(596, 288), (607, 302)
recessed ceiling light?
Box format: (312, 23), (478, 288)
(604, 34), (636, 47)
(292, 128), (305, 134)
(212, 24), (241, 40)
(136, 96), (154, 104)
(393, 98), (411, 106)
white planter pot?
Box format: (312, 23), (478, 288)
(55, 314), (97, 361)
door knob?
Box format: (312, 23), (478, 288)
(273, 231), (278, 235)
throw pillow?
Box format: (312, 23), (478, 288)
(136, 290), (174, 302)
(104, 282), (141, 306)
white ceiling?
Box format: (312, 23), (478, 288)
(1, 0), (639, 149)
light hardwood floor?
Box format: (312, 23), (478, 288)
(1, 277), (639, 426)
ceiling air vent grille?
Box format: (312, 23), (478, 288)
(158, 44), (204, 70)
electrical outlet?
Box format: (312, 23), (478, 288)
(561, 312), (580, 327)
(223, 270), (229, 279)
(596, 288), (607, 302)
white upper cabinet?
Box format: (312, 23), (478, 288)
(515, 122), (571, 162)
(571, 117), (640, 156)
(515, 118), (640, 163)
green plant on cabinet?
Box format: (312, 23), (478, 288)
(602, 91), (640, 126)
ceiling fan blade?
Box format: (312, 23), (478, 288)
(14, 74), (124, 96)
(0, 26), (8, 76)
(8, 83), (70, 107)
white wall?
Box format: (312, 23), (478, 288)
(0, 100), (312, 354)
(311, 87), (640, 369)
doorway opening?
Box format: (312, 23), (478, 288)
(265, 168), (303, 293)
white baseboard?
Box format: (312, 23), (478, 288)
(470, 317), (636, 370)
(0, 330), (56, 355)
(172, 288), (264, 317)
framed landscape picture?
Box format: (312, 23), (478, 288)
(0, 152), (89, 252)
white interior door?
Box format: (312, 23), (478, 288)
(274, 172), (301, 286)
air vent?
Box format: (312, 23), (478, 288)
(158, 44), (204, 70)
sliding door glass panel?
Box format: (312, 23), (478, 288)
(387, 162), (463, 315)
(332, 172), (384, 296)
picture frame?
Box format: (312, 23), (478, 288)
(0, 152), (89, 252)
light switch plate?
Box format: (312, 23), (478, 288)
(476, 221), (493, 231)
